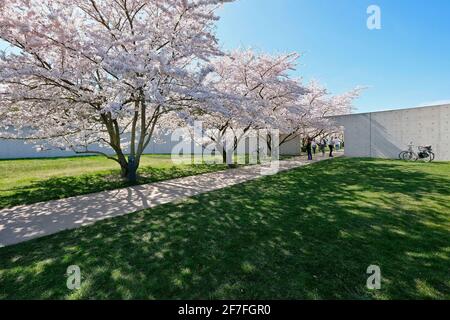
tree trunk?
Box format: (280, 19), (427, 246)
(222, 148), (227, 164)
(223, 147), (237, 168)
(120, 165), (128, 179)
(127, 165), (138, 183)
(119, 160), (138, 183)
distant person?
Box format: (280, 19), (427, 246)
(335, 138), (341, 151)
(320, 137), (327, 156)
(312, 140), (317, 155)
(306, 136), (313, 161)
(329, 137), (335, 157)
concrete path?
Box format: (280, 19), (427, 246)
(0, 153), (342, 247)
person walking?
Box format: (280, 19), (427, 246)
(306, 136), (313, 161)
(320, 137), (327, 156)
(335, 137), (341, 151)
(312, 140), (317, 155)
(329, 137), (335, 158)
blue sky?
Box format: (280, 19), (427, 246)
(217, 0), (450, 113)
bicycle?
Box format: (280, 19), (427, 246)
(416, 145), (435, 162)
(399, 143), (435, 162)
(399, 142), (417, 161)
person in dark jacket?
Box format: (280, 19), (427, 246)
(306, 136), (313, 160)
(312, 140), (317, 155)
(329, 137), (335, 157)
(319, 138), (327, 156)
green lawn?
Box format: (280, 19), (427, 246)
(0, 158), (449, 299)
(0, 155), (227, 209)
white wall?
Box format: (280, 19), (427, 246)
(334, 104), (450, 161)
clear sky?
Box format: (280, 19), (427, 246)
(216, 0), (450, 113)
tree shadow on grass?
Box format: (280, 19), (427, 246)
(0, 164), (227, 209)
(0, 158), (449, 299)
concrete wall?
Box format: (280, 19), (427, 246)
(333, 104), (450, 161)
(279, 135), (301, 155)
(4, 103), (448, 160)
(0, 132), (302, 159)
(0, 133), (180, 159)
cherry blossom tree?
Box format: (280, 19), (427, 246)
(276, 81), (363, 148)
(0, 0), (234, 181)
(198, 50), (361, 158)
(193, 49), (307, 164)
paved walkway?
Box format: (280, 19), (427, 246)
(0, 153), (342, 247)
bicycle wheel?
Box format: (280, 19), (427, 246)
(429, 152), (435, 162)
(398, 151), (407, 160)
(402, 152), (417, 161)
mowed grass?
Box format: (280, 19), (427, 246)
(0, 158), (449, 299)
(0, 155), (227, 209)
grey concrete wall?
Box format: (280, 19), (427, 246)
(279, 135), (301, 155)
(0, 132), (302, 159)
(0, 133), (179, 159)
(333, 104), (450, 161)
